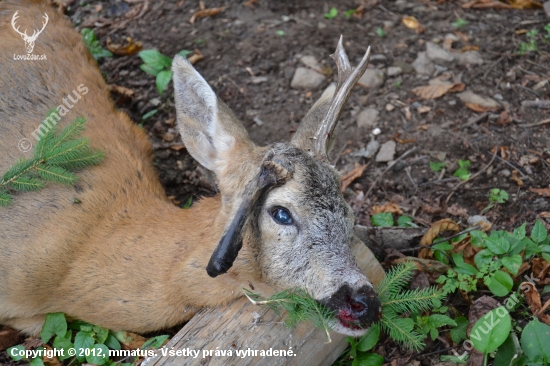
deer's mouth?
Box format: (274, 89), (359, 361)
(336, 309), (363, 330)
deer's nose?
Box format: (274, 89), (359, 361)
(348, 286), (381, 323)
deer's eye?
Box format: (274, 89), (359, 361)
(270, 207), (293, 225)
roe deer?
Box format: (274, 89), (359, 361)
(0, 0), (381, 337)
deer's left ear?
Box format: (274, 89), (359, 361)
(206, 154), (293, 277)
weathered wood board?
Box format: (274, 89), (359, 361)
(143, 225), (423, 366)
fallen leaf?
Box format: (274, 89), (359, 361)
(417, 106), (431, 114)
(190, 6), (227, 24)
(42, 344), (62, 366)
(419, 219), (460, 258)
(530, 187), (550, 197)
(515, 29), (528, 35)
(402, 107), (412, 120)
(460, 45), (479, 52)
(187, 49), (204, 64)
(353, 5), (365, 18)
(540, 212), (550, 218)
(446, 203), (469, 218)
(462, 0), (512, 8)
(464, 102), (499, 113)
(455, 31), (469, 43)
(520, 282), (550, 325)
(412, 78), (465, 100)
(109, 84), (135, 97)
(340, 164), (368, 193)
(372, 203), (403, 215)
(401, 16), (425, 33)
(118, 331), (147, 350)
(170, 145), (186, 151)
(497, 110), (512, 125)
(511, 170), (524, 186)
(106, 37), (142, 56)
(509, 0), (543, 8)
(243, 0), (258, 8)
(443, 38), (455, 51)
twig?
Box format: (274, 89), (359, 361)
(401, 226), (481, 253)
(445, 148), (498, 203)
(483, 57), (503, 79)
(405, 166), (417, 191)
(521, 100), (550, 109)
(519, 118), (550, 128)
(365, 147), (418, 197)
(490, 151), (529, 180)
(462, 113), (488, 129)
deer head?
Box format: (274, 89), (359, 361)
(11, 11), (48, 54)
(172, 37), (379, 336)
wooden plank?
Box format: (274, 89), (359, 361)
(143, 225), (419, 366)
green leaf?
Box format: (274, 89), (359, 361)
(428, 314), (457, 328)
(432, 242), (454, 251)
(371, 212), (394, 227)
(452, 253), (478, 275)
(104, 333), (121, 350)
(450, 316), (468, 343)
(494, 332), (522, 366)
(523, 237), (538, 258)
(86, 344), (110, 365)
(324, 7), (338, 19)
(520, 320), (550, 364)
(470, 306), (511, 354)
(502, 255), (522, 276)
(485, 236), (510, 255)
(531, 220), (548, 244)
(397, 215), (417, 228)
(344, 9), (356, 18)
(375, 27), (386, 38)
(177, 49), (193, 58)
(514, 223), (527, 240)
(140, 63), (162, 77)
(474, 249), (494, 268)
(275, 30), (285, 36)
(352, 352), (384, 366)
(41, 313), (68, 343)
(142, 109), (158, 120)
(30, 357), (45, 366)
(486, 270), (513, 297)
(93, 325), (109, 344)
(53, 330), (73, 361)
(74, 330), (95, 363)
(452, 18), (469, 28)
(429, 161), (446, 172)
(139, 50), (172, 70)
(36, 165), (76, 185)
(441, 354), (468, 364)
(7, 345), (26, 361)
(357, 324), (380, 352)
(142, 335), (169, 349)
(156, 70), (172, 94)
(470, 230), (486, 247)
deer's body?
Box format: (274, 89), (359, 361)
(1, 0), (381, 337)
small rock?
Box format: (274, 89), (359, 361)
(545, 1), (550, 17)
(357, 69), (385, 89)
(426, 42), (457, 67)
(445, 33), (459, 42)
(149, 97), (161, 106)
(383, 20), (396, 29)
(356, 108), (379, 128)
(468, 215), (492, 230)
(456, 51), (484, 66)
(162, 132), (175, 142)
(412, 52), (435, 76)
(493, 93), (503, 101)
(350, 138), (380, 159)
(370, 54), (388, 65)
(457, 90), (500, 109)
(500, 169), (511, 177)
(290, 67), (325, 89)
(393, 61), (414, 74)
(300, 55), (323, 71)
(385, 103), (395, 112)
(387, 66), (403, 77)
(317, 21), (327, 30)
(376, 140), (397, 163)
(283, 66), (295, 80)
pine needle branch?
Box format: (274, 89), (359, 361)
(0, 115), (103, 206)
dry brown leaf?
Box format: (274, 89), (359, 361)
(462, 0), (513, 8)
(455, 31), (469, 43)
(340, 164), (368, 193)
(417, 106), (431, 114)
(118, 331), (147, 349)
(516, 29), (528, 35)
(42, 344), (62, 366)
(511, 170), (524, 186)
(353, 5), (365, 18)
(443, 38), (455, 51)
(109, 84), (135, 97)
(190, 6), (227, 24)
(401, 16), (425, 33)
(170, 145), (186, 151)
(464, 102), (499, 113)
(372, 203), (403, 215)
(188, 49), (204, 64)
(509, 0), (543, 8)
(460, 45), (479, 52)
(106, 37), (142, 56)
(446, 203), (469, 218)
(497, 110), (512, 125)
(520, 282), (550, 325)
(243, 0), (258, 8)
(530, 187), (550, 197)
(540, 212), (550, 218)
(420, 219), (460, 246)
(412, 82), (465, 100)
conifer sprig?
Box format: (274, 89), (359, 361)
(0, 114), (103, 206)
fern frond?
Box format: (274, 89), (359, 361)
(379, 309), (424, 351)
(383, 287), (444, 314)
(0, 190), (12, 206)
(36, 165), (77, 185)
(376, 261), (416, 301)
(9, 176), (44, 191)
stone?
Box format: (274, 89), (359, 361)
(317, 21), (326, 30)
(457, 90), (501, 109)
(426, 42), (457, 66)
(376, 140), (397, 162)
(370, 54), (388, 65)
(350, 138), (380, 159)
(445, 33), (459, 42)
(412, 52), (435, 76)
(385, 103), (395, 112)
(387, 66), (403, 77)
(544, 1), (550, 17)
(393, 61), (414, 74)
(290, 67), (325, 89)
(300, 55), (322, 71)
(500, 169), (511, 177)
(356, 108), (379, 128)
(357, 69), (385, 89)
(456, 51), (483, 66)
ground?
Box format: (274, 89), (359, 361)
(2, 0), (550, 365)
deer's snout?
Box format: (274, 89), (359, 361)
(321, 284), (381, 331)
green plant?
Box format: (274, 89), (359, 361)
(430, 161), (446, 172)
(414, 313), (457, 341)
(395, 80), (402, 88)
(324, 7), (338, 19)
(344, 9), (356, 19)
(397, 215), (418, 228)
(0, 114), (103, 207)
(484, 188), (509, 215)
(371, 212), (394, 227)
(452, 18), (469, 28)
(139, 49), (192, 94)
(142, 109), (158, 121)
(375, 27), (386, 38)
(518, 29), (538, 55)
(545, 23), (550, 39)
(275, 30), (285, 36)
(470, 306), (512, 365)
(81, 28), (113, 60)
(453, 159), (471, 181)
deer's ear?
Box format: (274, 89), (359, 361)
(172, 55), (254, 174)
(206, 155), (293, 277)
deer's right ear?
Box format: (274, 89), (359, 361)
(172, 55), (253, 174)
